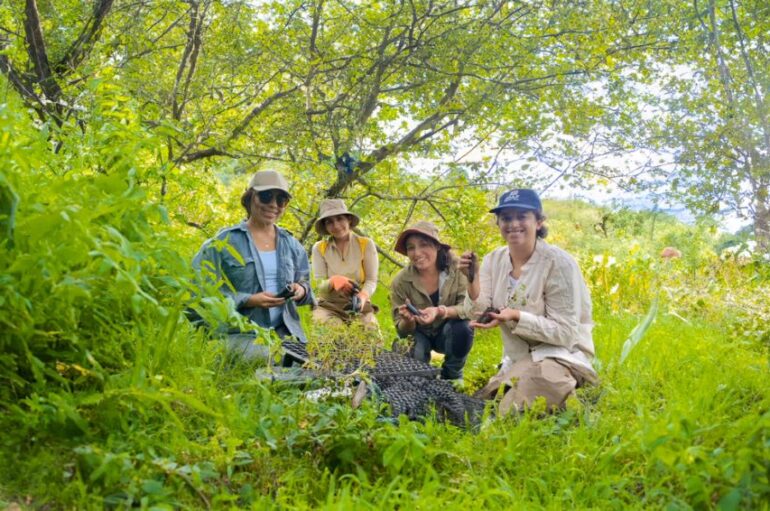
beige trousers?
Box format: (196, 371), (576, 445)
(475, 353), (579, 415)
(312, 305), (379, 329)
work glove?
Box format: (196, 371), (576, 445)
(328, 275), (353, 293)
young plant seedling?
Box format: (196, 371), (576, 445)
(478, 306), (500, 324)
(406, 302), (424, 317)
(275, 284), (296, 299)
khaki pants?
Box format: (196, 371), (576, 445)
(475, 353), (580, 415)
(312, 304), (379, 329)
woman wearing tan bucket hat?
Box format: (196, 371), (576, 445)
(311, 199), (379, 327)
(192, 169), (314, 362)
(459, 189), (598, 414)
(390, 221), (474, 382)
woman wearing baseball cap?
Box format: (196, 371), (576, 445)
(311, 199), (379, 328)
(192, 169), (314, 361)
(390, 221), (474, 383)
(459, 189), (598, 414)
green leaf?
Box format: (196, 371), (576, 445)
(620, 297), (658, 364)
(0, 177), (18, 248)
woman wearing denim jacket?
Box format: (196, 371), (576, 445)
(193, 169), (314, 360)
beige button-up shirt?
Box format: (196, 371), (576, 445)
(464, 240), (598, 382)
(311, 232), (379, 298)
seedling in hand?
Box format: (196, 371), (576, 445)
(467, 251), (478, 284)
(275, 284), (296, 300)
(406, 302), (424, 317)
(478, 307), (500, 324)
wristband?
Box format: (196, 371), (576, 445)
(438, 305), (448, 318)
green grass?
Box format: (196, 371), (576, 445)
(2, 302), (768, 509)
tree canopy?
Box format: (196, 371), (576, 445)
(5, 0), (738, 247)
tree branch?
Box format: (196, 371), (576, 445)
(54, 0), (115, 76)
(0, 51), (42, 111)
(728, 0), (770, 153)
(176, 83), (301, 164)
(172, 1), (204, 120)
(23, 0), (62, 104)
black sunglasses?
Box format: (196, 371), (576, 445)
(256, 189), (290, 207)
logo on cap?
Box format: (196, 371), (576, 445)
(504, 190), (520, 203)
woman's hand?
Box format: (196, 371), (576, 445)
(397, 299), (419, 323)
(458, 251), (479, 280)
(414, 306), (442, 326)
(290, 282), (306, 301)
(248, 292), (286, 309)
(470, 307), (519, 329)
(397, 305), (414, 322)
(459, 251), (481, 300)
(356, 290), (370, 310)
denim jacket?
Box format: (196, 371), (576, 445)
(192, 222), (314, 343)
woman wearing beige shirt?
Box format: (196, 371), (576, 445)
(311, 199), (379, 327)
(460, 189), (598, 414)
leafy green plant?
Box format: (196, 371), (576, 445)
(304, 322), (386, 379)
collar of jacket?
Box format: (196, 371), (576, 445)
(235, 220), (293, 238)
(399, 263), (454, 294)
(509, 239), (548, 270)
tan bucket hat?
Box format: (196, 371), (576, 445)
(248, 170), (291, 195)
(394, 221), (451, 255)
(314, 199), (361, 235)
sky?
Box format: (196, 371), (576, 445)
(410, 144), (752, 235)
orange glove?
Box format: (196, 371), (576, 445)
(328, 275), (353, 293)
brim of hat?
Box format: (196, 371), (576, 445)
(489, 204), (539, 214)
(315, 213), (361, 236)
(251, 184), (292, 196)
(394, 229), (451, 255)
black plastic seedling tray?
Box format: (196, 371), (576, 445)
(280, 340), (310, 363)
(280, 340), (485, 428)
(369, 351), (440, 379)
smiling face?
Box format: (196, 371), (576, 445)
(323, 214), (352, 241)
(250, 188), (289, 225)
(405, 234), (439, 272)
(496, 208), (543, 248)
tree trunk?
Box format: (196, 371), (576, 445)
(754, 185), (770, 255)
